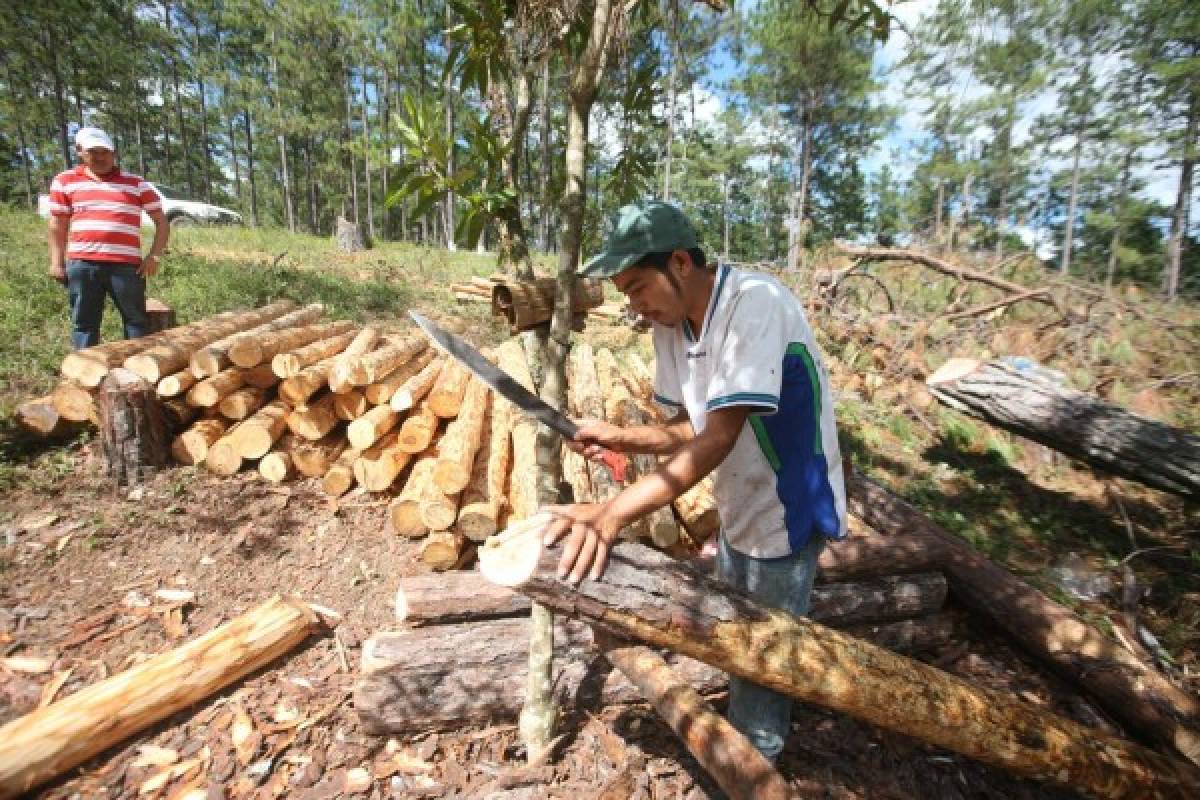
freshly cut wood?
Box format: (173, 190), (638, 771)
(497, 340), (539, 521)
(51, 382), (96, 423)
(457, 408), (512, 541)
(344, 333), (427, 387)
(287, 393), (339, 441)
(229, 320), (355, 368)
(155, 369), (197, 398)
(322, 447), (362, 497)
(15, 396), (81, 439)
(347, 404), (401, 450)
(0, 596), (321, 800)
(419, 532), (468, 571)
(124, 301), (295, 384)
(393, 569), (948, 630)
(364, 349), (435, 405)
(595, 348), (634, 423)
(289, 431), (346, 478)
(598, 636), (791, 800)
(673, 477), (719, 544)
(185, 367), (244, 408)
(568, 343), (647, 540)
(396, 401), (439, 453)
(278, 352), (339, 407)
(426, 358), (469, 418)
(847, 469), (1200, 769)
(170, 417), (229, 466)
(271, 329), (359, 379)
(389, 357), (446, 412)
(353, 432), (412, 492)
(204, 433), (243, 476)
(433, 377), (491, 494)
(240, 363), (278, 390)
(191, 303), (323, 378)
(218, 387), (269, 421)
(388, 450), (438, 537)
(419, 481), (460, 531)
(228, 400), (290, 460)
(491, 277), (604, 332)
(561, 446), (592, 503)
(327, 327), (381, 393)
(61, 334), (171, 388)
(333, 389), (368, 421)
(258, 441), (295, 483)
(927, 358), (1200, 499)
(355, 614), (956, 734)
(622, 352), (654, 400)
(479, 531), (1200, 798)
(97, 368), (169, 486)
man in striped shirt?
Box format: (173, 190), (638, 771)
(47, 126), (170, 349)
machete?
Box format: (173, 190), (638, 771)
(409, 311), (628, 482)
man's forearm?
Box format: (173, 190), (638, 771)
(607, 425), (733, 529)
(148, 219), (170, 257)
(47, 218), (68, 267)
(619, 412), (694, 455)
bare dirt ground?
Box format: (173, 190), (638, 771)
(0, 435), (1118, 800)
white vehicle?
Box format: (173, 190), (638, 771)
(38, 182), (243, 227)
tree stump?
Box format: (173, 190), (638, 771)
(144, 298), (176, 334)
(335, 216), (368, 252)
(97, 367), (169, 487)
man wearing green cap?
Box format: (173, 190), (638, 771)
(543, 200), (847, 762)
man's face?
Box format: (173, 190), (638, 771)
(612, 256), (687, 327)
(78, 146), (115, 175)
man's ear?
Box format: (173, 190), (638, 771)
(671, 249), (692, 279)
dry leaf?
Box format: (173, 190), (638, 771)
(37, 668), (74, 708)
(131, 745), (180, 769)
(2, 655), (54, 674)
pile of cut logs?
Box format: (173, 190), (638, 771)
(15, 300), (717, 569)
(449, 276), (624, 331)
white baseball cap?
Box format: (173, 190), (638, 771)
(75, 127), (114, 151)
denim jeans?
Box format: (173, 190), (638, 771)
(66, 259), (149, 349)
(716, 531), (825, 761)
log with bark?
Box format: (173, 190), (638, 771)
(240, 363), (279, 390)
(332, 389), (369, 421)
(97, 368), (169, 486)
(498, 340), (539, 523)
(185, 366), (245, 408)
(278, 352), (341, 407)
(291, 431), (347, 478)
(364, 349), (436, 405)
(353, 432), (413, 492)
(326, 327), (381, 394)
(170, 417), (229, 466)
(143, 297), (176, 333)
(229, 400), (291, 460)
(124, 301), (295, 384)
(476, 526), (1200, 798)
(322, 447), (361, 496)
(271, 329), (360, 379)
(347, 404), (401, 450)
(50, 381), (96, 423)
(673, 477), (719, 546)
(61, 333), (175, 389)
(0, 596), (321, 800)
(229, 320), (356, 369)
(491, 277), (605, 332)
(355, 613), (957, 734)
(927, 358), (1200, 499)
(388, 449), (439, 537)
(846, 469), (1200, 769)
(190, 303), (324, 378)
(594, 348), (635, 423)
(457, 405), (513, 542)
(286, 393), (339, 441)
(339, 332), (427, 388)
(155, 368), (197, 399)
(258, 437), (295, 484)
(204, 431), (244, 477)
(426, 358), (470, 418)
(159, 397), (199, 433)
(218, 386), (269, 421)
(433, 377), (491, 494)
(389, 357), (446, 412)
(419, 531), (469, 571)
(396, 401), (440, 453)
(15, 396), (82, 439)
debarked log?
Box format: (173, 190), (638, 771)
(476, 531), (1200, 798)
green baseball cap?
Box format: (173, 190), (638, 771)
(579, 201), (698, 279)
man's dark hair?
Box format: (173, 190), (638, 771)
(636, 247), (709, 272)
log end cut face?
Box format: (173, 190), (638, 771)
(478, 513), (554, 587)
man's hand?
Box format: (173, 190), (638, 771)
(543, 502), (623, 583)
(138, 253), (160, 277)
(566, 418), (627, 462)
(49, 262), (67, 286)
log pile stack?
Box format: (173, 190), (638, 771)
(448, 275), (619, 329)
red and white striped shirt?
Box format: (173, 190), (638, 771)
(48, 166), (162, 265)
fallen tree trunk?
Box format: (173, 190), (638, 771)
(15, 396), (82, 439)
(846, 469), (1200, 768)
(50, 381), (96, 423)
(927, 358), (1200, 499)
(597, 635), (792, 800)
(355, 613), (956, 734)
(394, 569), (947, 629)
(476, 529), (1200, 797)
(97, 368), (169, 486)
(0, 596), (322, 800)
(491, 277), (604, 332)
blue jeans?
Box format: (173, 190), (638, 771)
(66, 259), (149, 349)
(716, 531), (825, 761)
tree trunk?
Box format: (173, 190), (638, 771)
(478, 532), (1200, 797)
(787, 99), (814, 272)
(243, 107), (259, 226)
(354, 431), (414, 492)
(1106, 143), (1136, 288)
(230, 320), (355, 369)
(364, 350), (435, 405)
(847, 469), (1200, 769)
(269, 40), (296, 233)
(97, 368), (170, 487)
(538, 58), (554, 252)
(927, 358), (1200, 498)
(389, 357), (446, 412)
(16, 396), (82, 439)
(354, 613), (956, 735)
(360, 66), (376, 243)
(0, 598), (320, 800)
(433, 378), (490, 494)
(229, 399), (289, 459)
(1060, 130), (1085, 275)
(661, 0), (679, 201)
(1164, 91), (1197, 303)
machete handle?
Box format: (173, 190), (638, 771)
(598, 449), (628, 483)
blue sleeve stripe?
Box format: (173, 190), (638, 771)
(653, 392), (684, 407)
(706, 392), (780, 411)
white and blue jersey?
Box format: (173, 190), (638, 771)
(652, 265), (847, 558)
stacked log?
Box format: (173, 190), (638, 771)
(190, 304), (325, 378)
(490, 277), (605, 332)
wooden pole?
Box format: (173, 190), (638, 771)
(347, 403), (400, 450)
(286, 393), (339, 441)
(229, 400), (290, 460)
(364, 349), (436, 405)
(190, 303), (324, 378)
(218, 386), (269, 421)
(396, 401), (440, 453)
(322, 447), (362, 497)
(353, 432), (413, 492)
(229, 319), (355, 368)
(0, 596), (321, 800)
(433, 377), (491, 494)
(327, 327), (381, 394)
(389, 357), (446, 412)
(332, 389), (369, 421)
(271, 329), (359, 379)
(457, 405), (512, 542)
(388, 449), (439, 537)
(170, 417), (229, 466)
(291, 431), (348, 478)
(479, 530), (1200, 798)
(185, 366), (245, 408)
(426, 358), (469, 418)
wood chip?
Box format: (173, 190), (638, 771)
(154, 589), (197, 605)
(231, 704), (261, 766)
(1, 655), (54, 674)
(37, 668), (74, 708)
(343, 767), (372, 793)
(131, 745), (181, 769)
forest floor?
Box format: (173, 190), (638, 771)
(1, 209), (1197, 799)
